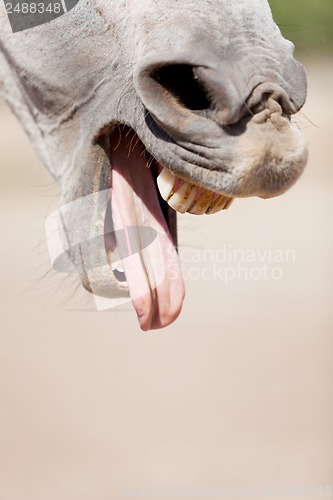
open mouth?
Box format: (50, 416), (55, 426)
(101, 124), (234, 331)
(63, 71), (307, 332)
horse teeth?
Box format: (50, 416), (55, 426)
(157, 167), (176, 201)
(187, 190), (215, 215)
(167, 182), (198, 213)
(206, 195), (234, 214)
(156, 167), (234, 215)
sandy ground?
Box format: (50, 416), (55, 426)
(0, 60), (332, 500)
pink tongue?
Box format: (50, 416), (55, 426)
(109, 128), (185, 331)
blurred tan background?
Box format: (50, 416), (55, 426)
(0, 5), (333, 500)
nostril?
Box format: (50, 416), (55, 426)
(151, 64), (211, 111)
(247, 83), (296, 116)
(249, 91), (280, 115)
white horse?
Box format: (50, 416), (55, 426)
(0, 0), (308, 329)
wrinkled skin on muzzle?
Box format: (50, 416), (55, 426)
(0, 0), (308, 330)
